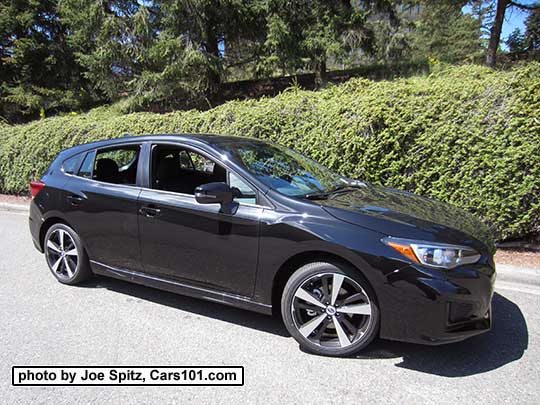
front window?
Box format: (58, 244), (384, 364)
(151, 144), (257, 204)
(217, 140), (343, 197)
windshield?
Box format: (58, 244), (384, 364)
(217, 139), (343, 197)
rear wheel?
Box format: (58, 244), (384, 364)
(281, 262), (379, 357)
(44, 223), (92, 285)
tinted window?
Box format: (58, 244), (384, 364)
(62, 154), (82, 174)
(151, 144), (257, 203)
(152, 145), (226, 194)
(178, 150), (194, 170)
(229, 172), (256, 204)
(94, 145), (140, 185)
(191, 154), (215, 173)
(78, 151), (95, 179)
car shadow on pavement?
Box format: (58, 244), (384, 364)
(81, 276), (290, 337)
(355, 292), (528, 377)
(82, 278), (527, 376)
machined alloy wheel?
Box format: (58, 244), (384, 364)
(46, 228), (78, 279)
(44, 223), (91, 285)
(282, 262), (379, 356)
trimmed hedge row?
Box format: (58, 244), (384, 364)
(1, 63), (539, 241)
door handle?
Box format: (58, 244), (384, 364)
(139, 205), (161, 218)
(66, 195), (84, 206)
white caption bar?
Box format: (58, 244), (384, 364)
(12, 366), (244, 386)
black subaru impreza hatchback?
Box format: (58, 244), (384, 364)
(29, 134), (495, 356)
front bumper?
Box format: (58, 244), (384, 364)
(378, 262), (495, 345)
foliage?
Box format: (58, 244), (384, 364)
(411, 1), (483, 64)
(58, 0), (269, 112)
(58, 0), (156, 101)
(0, 0), (98, 122)
(1, 63), (539, 242)
(370, 9), (412, 63)
(479, 0), (540, 67)
(258, 0), (397, 84)
(506, 28), (527, 53)
(369, 1), (487, 65)
(3, 1), (534, 124)
(525, 7), (540, 52)
(499, 4), (540, 63)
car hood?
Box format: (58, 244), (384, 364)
(318, 184), (495, 255)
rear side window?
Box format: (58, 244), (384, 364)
(93, 145), (141, 185)
(62, 154), (83, 174)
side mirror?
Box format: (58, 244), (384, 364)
(195, 182), (239, 215)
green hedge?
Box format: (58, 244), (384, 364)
(1, 63), (539, 242)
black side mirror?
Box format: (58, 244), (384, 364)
(195, 182), (239, 215)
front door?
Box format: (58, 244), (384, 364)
(138, 143), (262, 297)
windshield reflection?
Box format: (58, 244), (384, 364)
(218, 140), (343, 197)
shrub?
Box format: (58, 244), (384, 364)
(1, 63), (539, 241)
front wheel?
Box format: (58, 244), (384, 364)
(281, 262), (379, 357)
(44, 223), (92, 285)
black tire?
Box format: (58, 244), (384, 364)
(44, 223), (92, 285)
(281, 261), (379, 357)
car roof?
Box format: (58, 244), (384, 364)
(61, 134), (266, 156)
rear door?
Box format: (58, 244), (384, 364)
(63, 142), (144, 271)
(137, 142), (263, 297)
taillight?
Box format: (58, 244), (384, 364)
(30, 181), (45, 198)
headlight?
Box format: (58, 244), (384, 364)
(382, 237), (481, 269)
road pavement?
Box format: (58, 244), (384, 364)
(1, 209), (539, 404)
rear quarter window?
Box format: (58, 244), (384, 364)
(62, 154), (83, 174)
(78, 151), (95, 179)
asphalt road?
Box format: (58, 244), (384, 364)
(1, 210), (539, 404)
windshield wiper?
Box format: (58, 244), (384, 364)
(302, 192), (330, 200)
(340, 178), (367, 188)
(303, 185), (355, 200)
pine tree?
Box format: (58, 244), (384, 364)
(0, 0), (92, 122)
(484, 0), (540, 66)
(59, 0), (264, 110)
(59, 0), (159, 101)
(259, 1), (396, 87)
(410, 1), (483, 64)
(525, 7), (540, 52)
(506, 28), (526, 53)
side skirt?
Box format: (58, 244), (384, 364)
(90, 260), (273, 316)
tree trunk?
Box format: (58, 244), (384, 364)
(314, 57), (327, 89)
(486, 0), (509, 67)
(205, 30), (221, 94)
